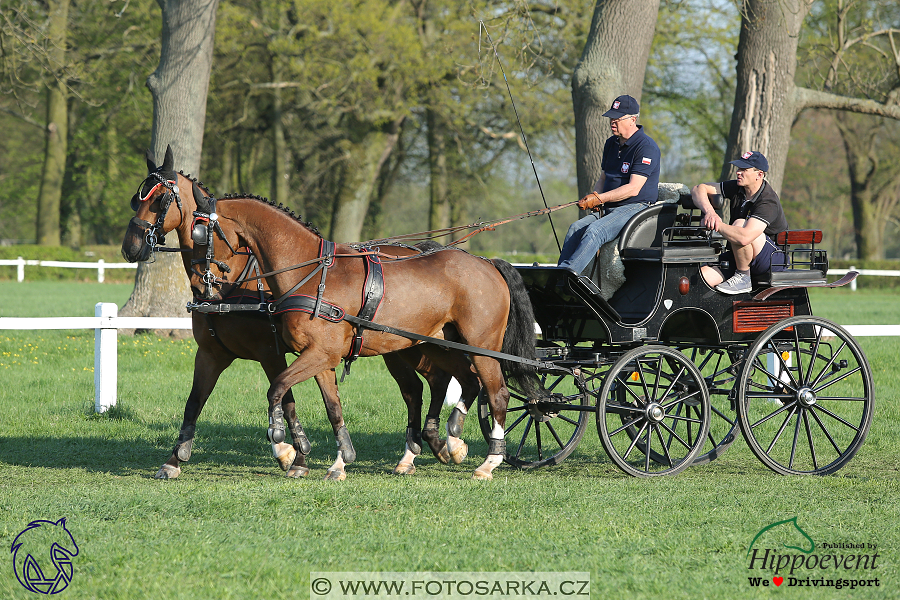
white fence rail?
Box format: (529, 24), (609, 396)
(0, 257), (137, 283)
(0, 303), (191, 413)
(1, 303), (898, 414)
(2, 257), (900, 288)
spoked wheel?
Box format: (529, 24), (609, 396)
(679, 346), (741, 466)
(737, 317), (874, 475)
(597, 346), (710, 477)
(477, 367), (591, 469)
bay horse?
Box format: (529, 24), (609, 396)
(123, 146), (539, 480)
(121, 147), (480, 479)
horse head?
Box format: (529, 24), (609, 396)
(121, 144), (207, 263)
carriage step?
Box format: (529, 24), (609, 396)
(571, 275), (622, 322)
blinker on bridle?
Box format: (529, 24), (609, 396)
(131, 171), (184, 258)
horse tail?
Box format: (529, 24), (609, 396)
(491, 259), (543, 398)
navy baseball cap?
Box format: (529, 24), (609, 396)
(602, 95), (640, 119)
(729, 150), (769, 172)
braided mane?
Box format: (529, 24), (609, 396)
(219, 192), (322, 237)
(177, 171), (213, 196)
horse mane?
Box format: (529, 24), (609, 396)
(218, 192), (322, 238)
(177, 170), (214, 197)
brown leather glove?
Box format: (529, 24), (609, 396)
(577, 192), (602, 210)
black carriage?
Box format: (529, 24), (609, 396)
(477, 194), (873, 477)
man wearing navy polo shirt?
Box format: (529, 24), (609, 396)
(558, 94), (661, 275)
(690, 150), (788, 294)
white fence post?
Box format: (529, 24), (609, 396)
(17, 256), (24, 282)
(94, 302), (118, 413)
(97, 259), (105, 283)
(850, 266), (856, 291)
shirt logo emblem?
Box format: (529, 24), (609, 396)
(621, 162), (630, 173)
(641, 157), (652, 165)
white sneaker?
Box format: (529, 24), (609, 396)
(716, 271), (752, 295)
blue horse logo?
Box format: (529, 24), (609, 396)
(10, 518), (79, 594)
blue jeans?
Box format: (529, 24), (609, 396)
(557, 202), (651, 275)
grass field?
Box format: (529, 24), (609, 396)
(0, 282), (898, 599)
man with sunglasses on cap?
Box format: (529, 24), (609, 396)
(557, 94), (661, 276)
(690, 150), (788, 294)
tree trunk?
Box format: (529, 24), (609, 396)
(721, 0), (812, 191)
(329, 120), (401, 243)
(34, 0), (70, 246)
(834, 114), (900, 260)
(120, 0), (219, 334)
(571, 0), (659, 197)
(426, 106), (449, 231)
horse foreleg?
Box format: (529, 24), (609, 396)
(312, 369), (356, 481)
(155, 347), (233, 480)
(260, 357), (310, 477)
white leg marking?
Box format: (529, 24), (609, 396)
(454, 400), (469, 415)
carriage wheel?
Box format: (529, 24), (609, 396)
(736, 317), (874, 475)
(477, 367), (591, 469)
(596, 346), (710, 477)
(679, 346), (741, 466)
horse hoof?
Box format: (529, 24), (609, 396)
(287, 465), (310, 478)
(449, 441), (468, 464)
(435, 445), (451, 465)
(472, 468), (494, 481)
(273, 443), (297, 471)
(324, 468), (346, 482)
(393, 463), (416, 476)
(154, 464), (181, 480)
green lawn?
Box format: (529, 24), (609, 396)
(0, 283), (898, 599)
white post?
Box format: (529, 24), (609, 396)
(16, 256), (24, 282)
(97, 259), (105, 283)
(94, 302), (118, 412)
(850, 265), (856, 291)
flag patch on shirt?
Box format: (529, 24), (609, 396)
(641, 157), (652, 165)
(621, 162), (630, 173)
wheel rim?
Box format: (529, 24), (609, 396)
(477, 369), (591, 469)
(597, 346), (710, 477)
(737, 317), (874, 475)
(679, 346), (740, 466)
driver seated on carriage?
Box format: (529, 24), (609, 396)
(690, 150), (788, 295)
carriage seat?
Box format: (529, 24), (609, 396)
(756, 230), (828, 287)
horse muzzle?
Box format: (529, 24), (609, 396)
(121, 216), (153, 262)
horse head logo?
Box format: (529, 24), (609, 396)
(747, 516), (815, 557)
(10, 518), (79, 594)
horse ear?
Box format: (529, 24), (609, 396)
(193, 181), (210, 212)
(162, 145), (175, 172)
(146, 149), (156, 173)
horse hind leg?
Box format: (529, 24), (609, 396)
(469, 356), (509, 481)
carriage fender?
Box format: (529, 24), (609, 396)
(658, 307), (721, 344)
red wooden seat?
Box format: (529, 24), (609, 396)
(775, 230), (822, 245)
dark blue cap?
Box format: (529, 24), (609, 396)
(602, 95), (640, 119)
(729, 151), (769, 172)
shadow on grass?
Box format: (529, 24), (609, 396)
(0, 422), (499, 478)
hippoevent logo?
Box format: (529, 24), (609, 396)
(747, 517), (880, 591)
(10, 518), (79, 594)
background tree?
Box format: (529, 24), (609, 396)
(723, 0), (900, 193)
(120, 0), (220, 329)
(571, 0), (660, 197)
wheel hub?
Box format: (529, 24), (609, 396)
(797, 387), (817, 407)
(646, 402), (666, 423)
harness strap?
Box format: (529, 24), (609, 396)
(341, 250), (385, 381)
(341, 314), (553, 370)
